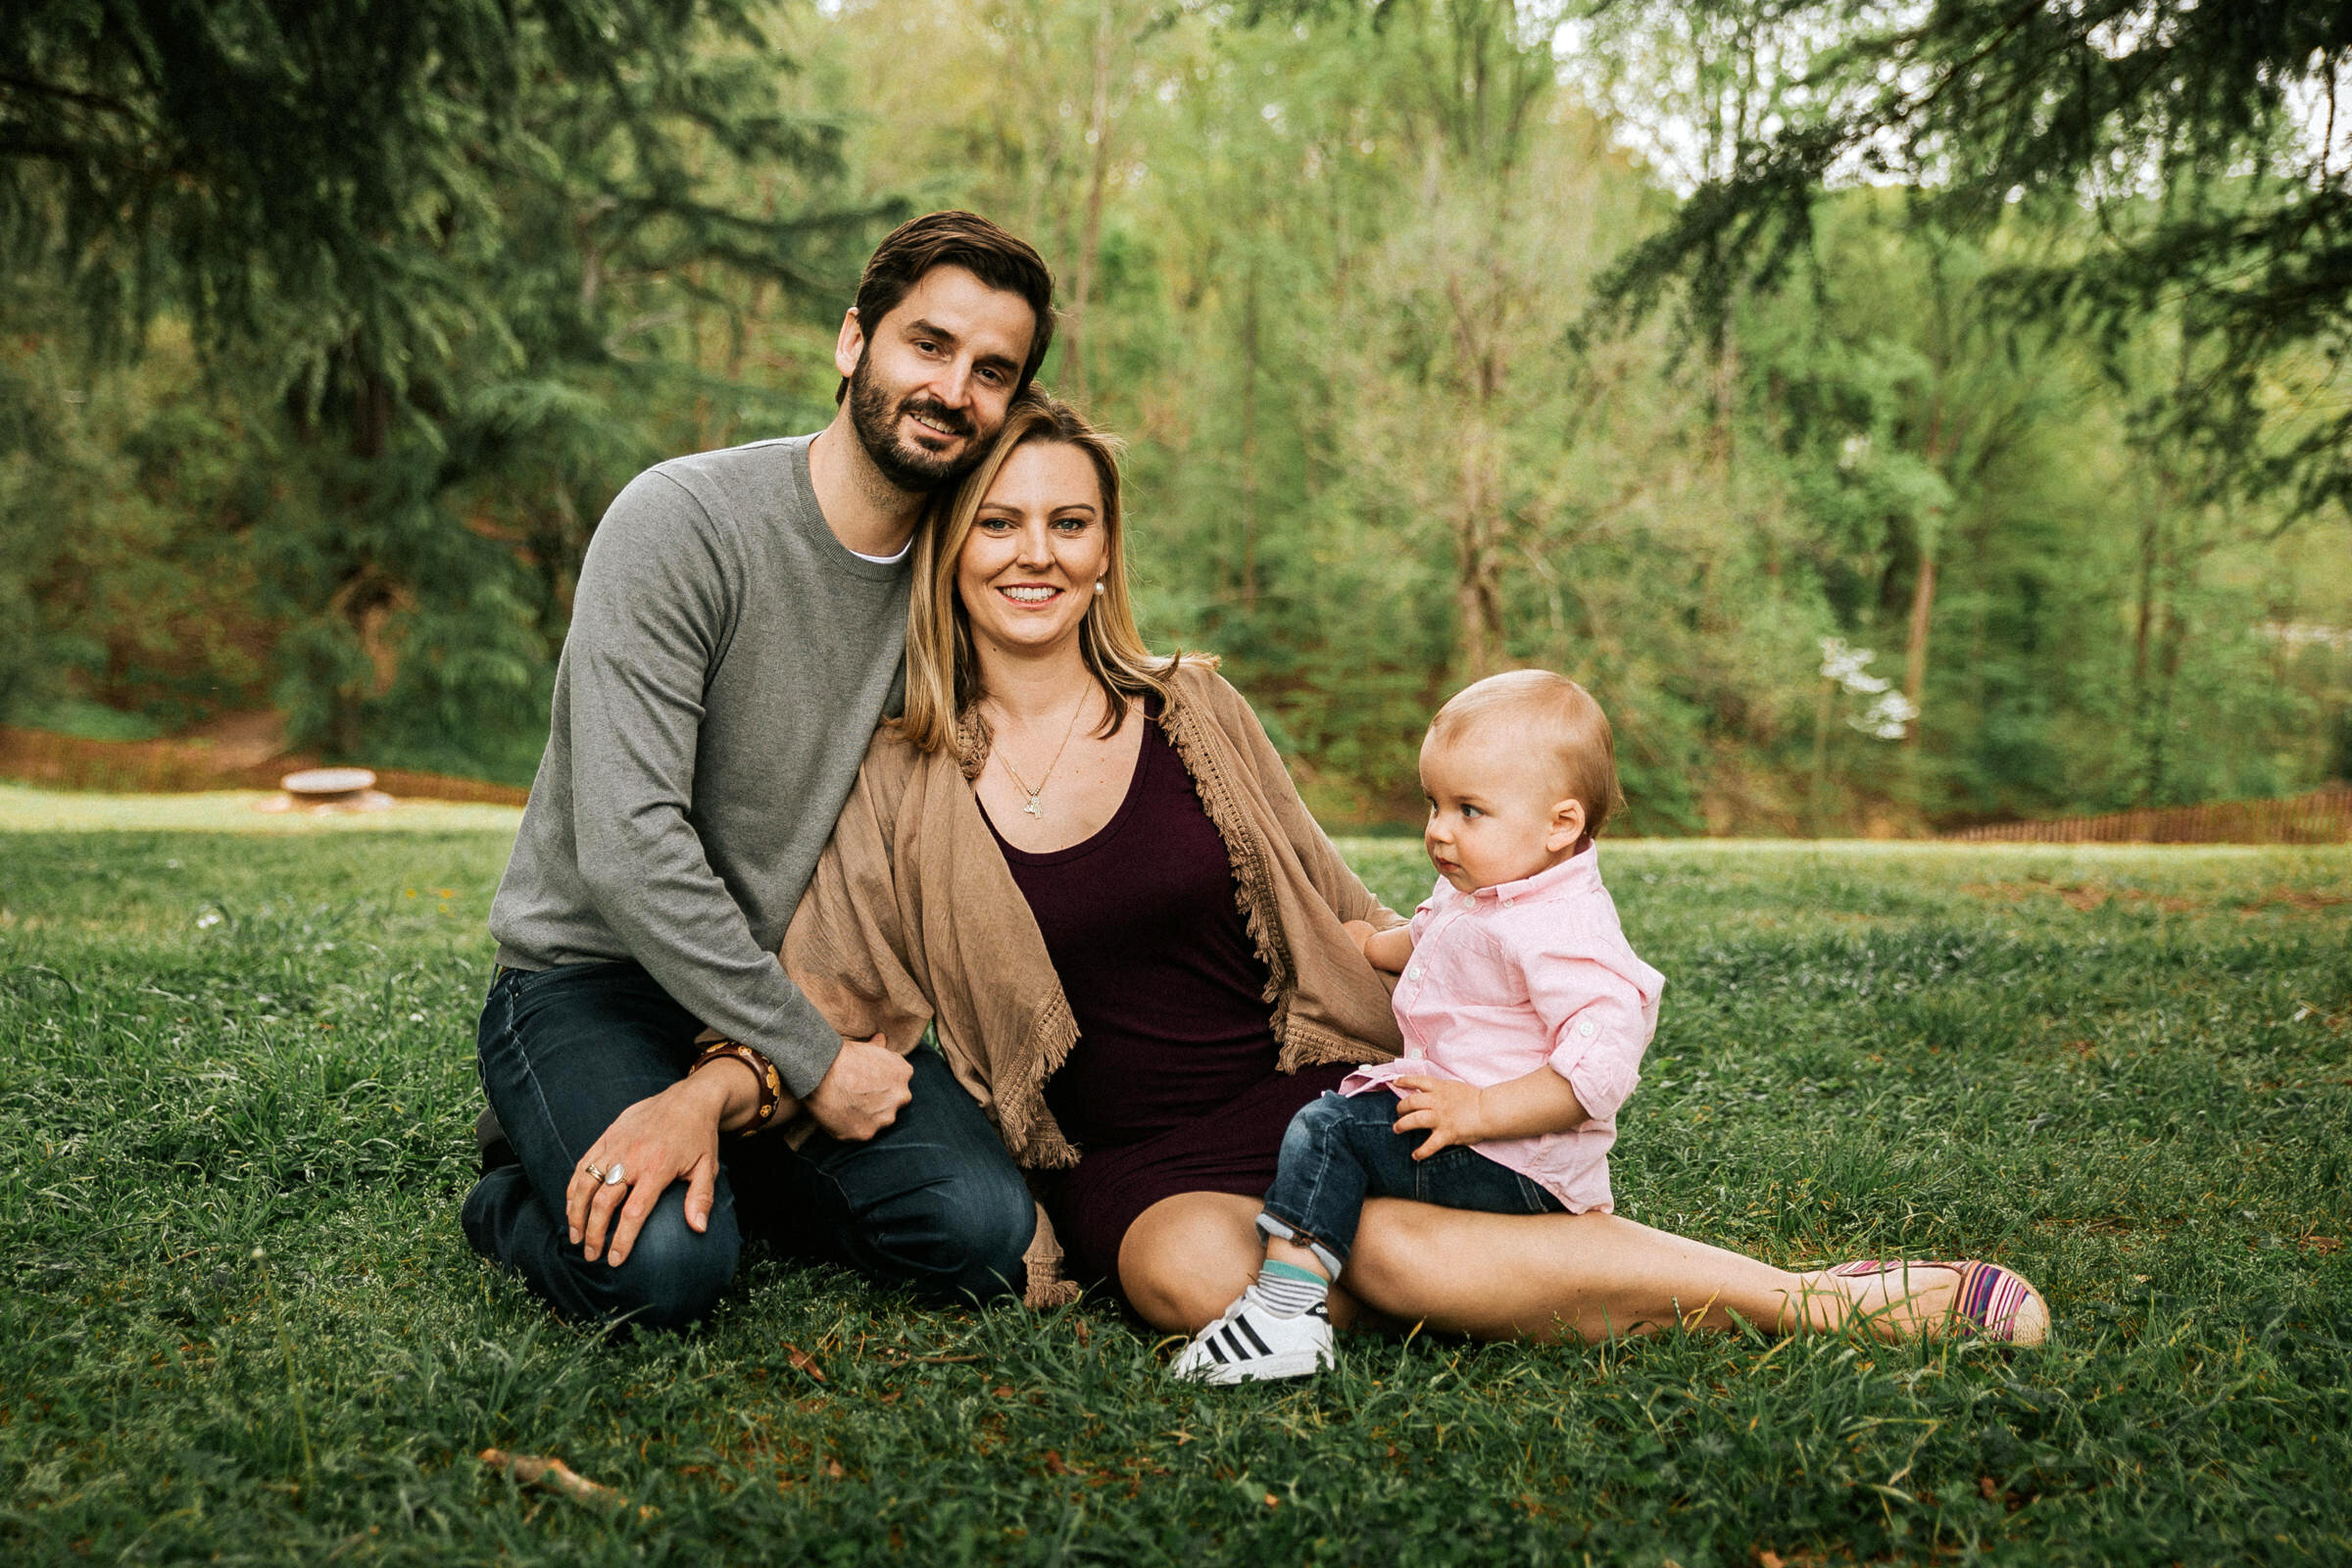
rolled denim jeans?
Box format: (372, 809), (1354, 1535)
(1256, 1089), (1564, 1278)
(461, 959), (1033, 1328)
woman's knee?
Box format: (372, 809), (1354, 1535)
(1122, 1250), (1244, 1333)
(1118, 1196), (1260, 1332)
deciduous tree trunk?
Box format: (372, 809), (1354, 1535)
(1445, 249), (1513, 682)
(1810, 673), (1836, 835)
(1238, 267), (1260, 611)
(1453, 437), (1507, 680)
(1064, 0), (1117, 407)
(1902, 545), (1936, 748)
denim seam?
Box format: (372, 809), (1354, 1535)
(497, 979), (590, 1187)
(472, 976), (513, 1102)
(800, 1152), (858, 1220)
(1277, 1101), (1349, 1256)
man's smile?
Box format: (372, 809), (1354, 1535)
(898, 396), (974, 447)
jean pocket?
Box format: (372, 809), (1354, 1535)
(1515, 1173), (1563, 1214)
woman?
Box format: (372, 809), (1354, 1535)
(780, 391), (2045, 1344)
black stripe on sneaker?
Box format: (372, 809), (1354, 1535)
(1233, 1314), (1274, 1357)
(1203, 1337), (1229, 1363)
(1220, 1326), (1252, 1362)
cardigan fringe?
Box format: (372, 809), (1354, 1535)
(991, 991), (1082, 1171)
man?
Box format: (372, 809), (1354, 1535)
(462, 212), (1054, 1328)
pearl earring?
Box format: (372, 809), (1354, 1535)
(1093, 580), (1106, 596)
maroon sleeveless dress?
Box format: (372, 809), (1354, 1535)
(981, 700), (1351, 1292)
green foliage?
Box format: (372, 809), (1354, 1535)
(1, 1), (858, 374)
(1, 0), (883, 769)
(2, 0), (2347, 822)
(3, 829), (2348, 1561)
(1592, 0), (2352, 517)
(0, 295), (283, 730)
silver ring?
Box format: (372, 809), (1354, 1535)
(584, 1162), (607, 1183)
(603, 1162), (626, 1188)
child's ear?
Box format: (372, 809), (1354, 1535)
(1545, 798), (1588, 853)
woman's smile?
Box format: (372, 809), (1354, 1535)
(956, 439), (1109, 657)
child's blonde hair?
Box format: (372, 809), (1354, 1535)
(1429, 669), (1626, 839)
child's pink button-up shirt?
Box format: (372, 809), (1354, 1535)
(1340, 846), (1663, 1213)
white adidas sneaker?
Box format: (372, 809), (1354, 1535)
(1170, 1289), (1336, 1384)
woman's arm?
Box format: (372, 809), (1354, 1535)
(780, 750), (946, 1082)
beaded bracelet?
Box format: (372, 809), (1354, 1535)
(690, 1040), (785, 1134)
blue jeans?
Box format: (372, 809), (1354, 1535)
(1257, 1090), (1564, 1277)
(460, 960), (1034, 1330)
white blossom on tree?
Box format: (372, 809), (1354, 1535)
(1819, 637), (1913, 739)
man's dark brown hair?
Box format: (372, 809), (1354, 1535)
(836, 211), (1055, 403)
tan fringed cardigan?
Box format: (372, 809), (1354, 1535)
(772, 662), (1406, 1306)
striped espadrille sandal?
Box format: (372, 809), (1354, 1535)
(1824, 1259), (2049, 1346)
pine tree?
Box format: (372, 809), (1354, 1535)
(1589, 0), (2352, 515)
(2, 0), (893, 761)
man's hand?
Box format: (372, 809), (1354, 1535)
(1391, 1073), (1488, 1160)
(566, 1065), (745, 1266)
(806, 1033), (911, 1142)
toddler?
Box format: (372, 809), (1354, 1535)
(1174, 669), (1663, 1383)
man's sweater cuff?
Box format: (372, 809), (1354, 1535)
(752, 987), (846, 1101)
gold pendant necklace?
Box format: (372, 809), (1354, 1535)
(993, 691), (1090, 819)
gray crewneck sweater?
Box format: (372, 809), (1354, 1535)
(489, 434), (907, 1097)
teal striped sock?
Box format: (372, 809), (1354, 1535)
(1252, 1258), (1329, 1318)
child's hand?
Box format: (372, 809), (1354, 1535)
(1351, 922), (1414, 973)
(1391, 1074), (1488, 1159)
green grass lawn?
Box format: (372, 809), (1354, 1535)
(2, 815), (2347, 1565)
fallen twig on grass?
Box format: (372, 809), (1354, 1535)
(479, 1448), (647, 1517)
(876, 1352), (983, 1367)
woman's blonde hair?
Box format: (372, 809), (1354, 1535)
(901, 390), (1179, 754)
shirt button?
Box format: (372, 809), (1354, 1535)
(1579, 1020), (1597, 1038)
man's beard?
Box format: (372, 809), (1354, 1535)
(846, 354), (984, 492)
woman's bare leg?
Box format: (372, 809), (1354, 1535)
(1117, 1193), (1378, 1334)
(1118, 1192), (1969, 1344)
(1342, 1200), (1963, 1343)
